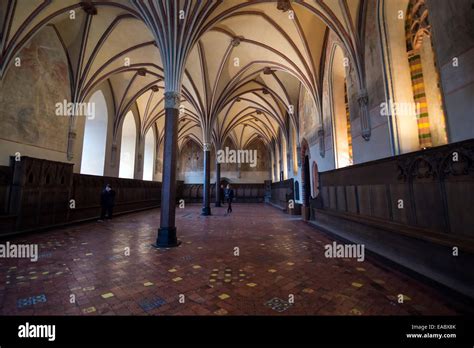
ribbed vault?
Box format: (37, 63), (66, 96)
(0, 0), (364, 151)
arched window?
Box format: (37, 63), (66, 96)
(143, 128), (155, 181)
(378, 0), (448, 154)
(80, 90), (108, 176)
(331, 45), (353, 168)
(119, 111), (136, 179)
(406, 0), (447, 148)
(178, 139), (203, 183)
(294, 181), (300, 201)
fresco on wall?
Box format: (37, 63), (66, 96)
(0, 27), (70, 152)
(298, 86), (318, 145)
(220, 138), (238, 172)
(241, 139), (271, 172)
(179, 140), (203, 174)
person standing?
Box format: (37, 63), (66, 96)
(99, 184), (116, 221)
(224, 184), (234, 215)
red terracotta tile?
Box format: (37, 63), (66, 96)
(0, 204), (462, 315)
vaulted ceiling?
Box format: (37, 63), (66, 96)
(0, 0), (363, 152)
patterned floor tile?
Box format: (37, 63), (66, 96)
(0, 204), (465, 316)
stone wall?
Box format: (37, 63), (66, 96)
(178, 139), (271, 184)
(0, 26), (78, 168)
(427, 0), (474, 143)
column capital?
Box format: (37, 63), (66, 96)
(203, 142), (211, 151)
(164, 91), (181, 109)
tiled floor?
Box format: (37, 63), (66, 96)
(0, 204), (462, 315)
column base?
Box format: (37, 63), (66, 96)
(201, 206), (212, 216)
(153, 227), (181, 248)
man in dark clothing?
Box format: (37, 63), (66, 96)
(99, 184), (116, 221)
(224, 184), (234, 214)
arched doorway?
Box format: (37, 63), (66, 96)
(300, 138), (311, 220)
(312, 161), (319, 197)
(304, 155), (311, 205)
(294, 181), (300, 201)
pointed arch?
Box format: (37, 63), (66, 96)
(80, 89), (108, 176)
(143, 127), (155, 181)
(119, 110), (137, 179)
(329, 43), (353, 168)
(300, 137), (311, 206)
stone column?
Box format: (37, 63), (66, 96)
(201, 143), (212, 215)
(155, 92), (181, 248)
